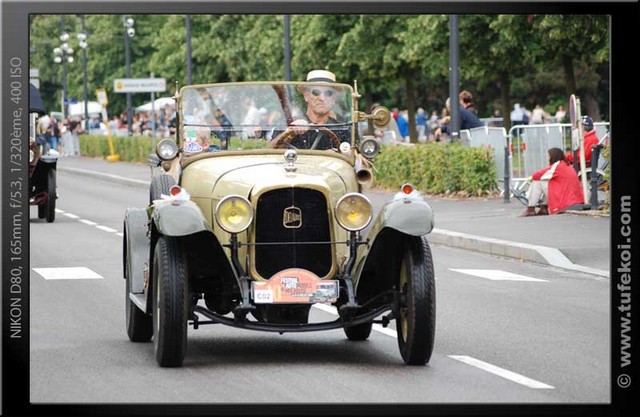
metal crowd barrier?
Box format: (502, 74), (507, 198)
(460, 126), (509, 192)
(462, 122), (609, 202)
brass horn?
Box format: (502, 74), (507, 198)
(354, 153), (373, 185)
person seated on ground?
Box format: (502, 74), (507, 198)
(521, 147), (584, 217)
(565, 115), (600, 167)
(269, 69), (350, 150)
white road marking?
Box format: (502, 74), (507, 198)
(33, 267), (103, 280)
(450, 269), (548, 282)
(55, 209), (121, 237)
(96, 225), (118, 233)
(312, 304), (397, 338)
(449, 355), (555, 389)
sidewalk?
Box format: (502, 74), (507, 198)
(56, 156), (610, 278)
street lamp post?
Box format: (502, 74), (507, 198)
(53, 17), (75, 119)
(78, 15), (89, 132)
(123, 16), (135, 136)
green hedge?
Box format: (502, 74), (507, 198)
(80, 134), (498, 195)
(372, 142), (497, 196)
(79, 134), (267, 163)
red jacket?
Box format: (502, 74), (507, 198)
(566, 130), (599, 165)
(531, 160), (584, 214)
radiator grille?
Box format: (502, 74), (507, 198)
(255, 188), (332, 278)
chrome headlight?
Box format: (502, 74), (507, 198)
(359, 137), (380, 159)
(156, 139), (179, 161)
(215, 195), (253, 234)
(335, 193), (373, 231)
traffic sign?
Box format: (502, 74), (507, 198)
(114, 78), (166, 93)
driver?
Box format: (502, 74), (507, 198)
(269, 69), (350, 150)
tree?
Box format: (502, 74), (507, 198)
(533, 15), (609, 121)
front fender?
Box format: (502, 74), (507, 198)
(367, 197), (434, 239)
(151, 199), (212, 236)
(352, 197), (434, 300)
(124, 207), (150, 294)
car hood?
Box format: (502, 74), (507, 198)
(181, 153), (358, 204)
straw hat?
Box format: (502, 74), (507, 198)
(305, 69), (336, 83)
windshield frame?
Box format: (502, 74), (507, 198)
(176, 81), (356, 154)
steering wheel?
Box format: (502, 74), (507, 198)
(273, 127), (341, 150)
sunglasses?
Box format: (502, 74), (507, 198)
(310, 88), (335, 98)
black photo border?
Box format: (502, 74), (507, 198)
(2, 1), (637, 416)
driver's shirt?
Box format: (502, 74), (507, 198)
(275, 115), (351, 150)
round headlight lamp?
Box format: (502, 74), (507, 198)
(215, 195), (253, 234)
(156, 139), (179, 161)
(335, 193), (373, 231)
(360, 137), (380, 159)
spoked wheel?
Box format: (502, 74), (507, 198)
(124, 229), (153, 342)
(45, 169), (56, 223)
(396, 236), (436, 365)
(344, 321), (373, 341)
(153, 236), (189, 367)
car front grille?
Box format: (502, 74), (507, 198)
(255, 188), (332, 279)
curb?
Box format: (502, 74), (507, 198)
(429, 228), (609, 278)
(58, 166), (609, 279)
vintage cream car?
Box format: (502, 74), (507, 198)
(123, 79), (436, 367)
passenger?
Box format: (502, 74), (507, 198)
(521, 147), (584, 217)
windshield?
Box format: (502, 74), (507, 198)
(179, 82), (354, 153)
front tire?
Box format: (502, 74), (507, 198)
(45, 169), (56, 223)
(153, 236), (189, 367)
(396, 237), (436, 365)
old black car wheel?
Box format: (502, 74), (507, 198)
(45, 169), (56, 223)
(344, 321), (373, 341)
(150, 174), (176, 205)
(124, 232), (153, 342)
(396, 237), (435, 365)
(153, 236), (188, 367)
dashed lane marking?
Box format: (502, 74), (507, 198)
(54, 209), (121, 236)
(33, 267), (104, 280)
(448, 355), (555, 389)
(450, 269), (548, 282)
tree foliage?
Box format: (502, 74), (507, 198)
(29, 14), (609, 126)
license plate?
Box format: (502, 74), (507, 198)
(251, 268), (339, 304)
